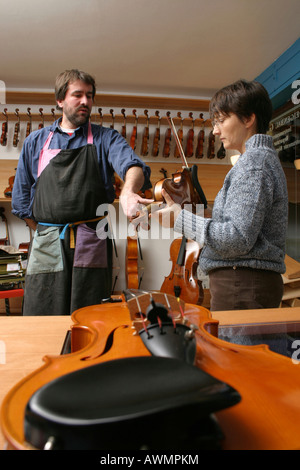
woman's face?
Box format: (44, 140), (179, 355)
(212, 113), (255, 154)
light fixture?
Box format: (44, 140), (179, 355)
(294, 159), (300, 170)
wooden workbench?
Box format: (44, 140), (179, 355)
(1, 307), (300, 450)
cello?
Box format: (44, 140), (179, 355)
(2, 290), (300, 450)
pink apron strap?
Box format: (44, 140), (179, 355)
(87, 121), (93, 144)
(38, 123), (93, 177)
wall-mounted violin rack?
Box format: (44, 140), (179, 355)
(0, 92), (229, 164)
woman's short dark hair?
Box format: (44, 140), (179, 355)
(55, 69), (96, 110)
(209, 79), (273, 134)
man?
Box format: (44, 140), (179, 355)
(12, 69), (152, 315)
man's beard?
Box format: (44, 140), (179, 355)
(65, 105), (91, 127)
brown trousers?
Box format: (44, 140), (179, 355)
(209, 267), (283, 312)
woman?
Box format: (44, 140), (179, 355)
(153, 79), (288, 311)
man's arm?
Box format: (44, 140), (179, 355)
(24, 218), (37, 231)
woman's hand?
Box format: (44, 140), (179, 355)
(150, 189), (181, 228)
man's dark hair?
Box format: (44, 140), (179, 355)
(55, 69), (96, 110)
(209, 79), (273, 134)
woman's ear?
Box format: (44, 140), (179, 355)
(244, 113), (256, 130)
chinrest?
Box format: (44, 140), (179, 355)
(25, 356), (240, 450)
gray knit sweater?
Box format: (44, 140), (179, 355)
(174, 134), (288, 274)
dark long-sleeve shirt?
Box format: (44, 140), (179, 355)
(12, 119), (151, 220)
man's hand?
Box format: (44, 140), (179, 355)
(119, 189), (153, 221)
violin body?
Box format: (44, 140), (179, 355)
(160, 237), (204, 305)
(2, 292), (300, 450)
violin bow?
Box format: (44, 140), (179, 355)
(166, 116), (189, 168)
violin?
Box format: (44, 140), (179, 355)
(4, 170), (16, 198)
(125, 234), (144, 289)
(98, 108), (103, 126)
(13, 109), (20, 147)
(1, 108), (8, 146)
(207, 130), (215, 159)
(195, 114), (205, 158)
(162, 112), (171, 158)
(110, 109), (114, 129)
(3, 290), (300, 450)
(121, 108), (126, 138)
(151, 111), (160, 157)
(185, 112), (194, 158)
(51, 108), (56, 123)
(140, 110), (149, 157)
(38, 108), (44, 129)
(160, 236), (204, 305)
(130, 109), (137, 150)
(174, 112), (183, 158)
(152, 116), (207, 213)
(26, 108), (32, 138)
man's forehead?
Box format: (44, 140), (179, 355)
(68, 79), (93, 93)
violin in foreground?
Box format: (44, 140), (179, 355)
(1, 291), (300, 450)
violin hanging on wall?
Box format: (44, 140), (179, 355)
(130, 110), (137, 151)
(13, 109), (20, 147)
(38, 108), (44, 129)
(1, 108), (8, 146)
(195, 114), (205, 159)
(26, 108), (32, 138)
(174, 112), (183, 158)
(207, 130), (215, 159)
(162, 112), (171, 158)
(185, 112), (194, 158)
(121, 109), (126, 139)
(140, 110), (149, 157)
(151, 111), (160, 157)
